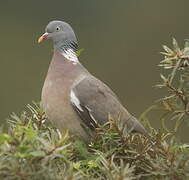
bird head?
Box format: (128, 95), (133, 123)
(38, 20), (78, 51)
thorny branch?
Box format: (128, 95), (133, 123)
(158, 38), (189, 131)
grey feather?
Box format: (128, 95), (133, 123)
(70, 76), (148, 135)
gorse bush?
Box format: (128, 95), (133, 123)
(156, 38), (189, 133)
(0, 39), (189, 180)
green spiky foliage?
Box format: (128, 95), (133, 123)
(0, 39), (189, 180)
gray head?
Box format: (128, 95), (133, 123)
(38, 20), (78, 51)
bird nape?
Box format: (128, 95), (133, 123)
(38, 20), (148, 143)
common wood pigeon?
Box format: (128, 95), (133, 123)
(38, 20), (148, 142)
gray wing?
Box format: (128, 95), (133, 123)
(70, 76), (147, 135)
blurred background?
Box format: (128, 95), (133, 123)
(0, 0), (189, 140)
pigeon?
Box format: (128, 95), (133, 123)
(38, 20), (148, 142)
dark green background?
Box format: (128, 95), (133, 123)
(0, 0), (189, 140)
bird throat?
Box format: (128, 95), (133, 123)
(61, 49), (79, 63)
(55, 41), (79, 64)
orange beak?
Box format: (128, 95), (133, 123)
(38, 32), (49, 43)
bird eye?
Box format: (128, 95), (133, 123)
(56, 27), (60, 31)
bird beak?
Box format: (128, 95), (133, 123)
(38, 32), (49, 43)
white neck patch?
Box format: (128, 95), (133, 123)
(61, 49), (79, 64)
